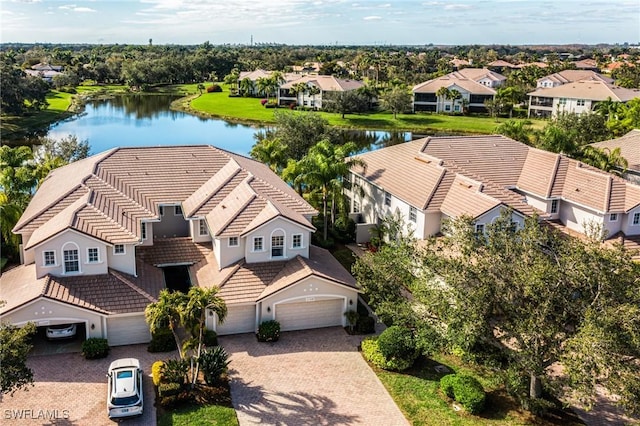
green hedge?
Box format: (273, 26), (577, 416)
(148, 328), (177, 352)
(439, 373), (486, 414)
(377, 326), (418, 369)
(257, 320), (280, 342)
(361, 336), (414, 371)
(81, 338), (110, 359)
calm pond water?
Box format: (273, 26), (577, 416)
(45, 95), (413, 156)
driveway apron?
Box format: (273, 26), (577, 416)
(220, 327), (409, 426)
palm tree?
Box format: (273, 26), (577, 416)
(308, 84), (321, 109)
(448, 89), (462, 113)
(145, 289), (188, 359)
(495, 120), (532, 144)
(183, 287), (227, 387)
(0, 146), (36, 208)
(593, 97), (620, 121)
(436, 87), (451, 113)
(291, 82), (308, 106)
(295, 140), (366, 241)
(250, 138), (288, 174)
(238, 77), (254, 97)
(223, 70), (239, 94)
(0, 192), (23, 260)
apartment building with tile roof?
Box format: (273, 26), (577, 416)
(1, 146), (359, 345)
(277, 75), (364, 109)
(346, 135), (640, 249)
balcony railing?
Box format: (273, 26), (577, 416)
(530, 97), (553, 107)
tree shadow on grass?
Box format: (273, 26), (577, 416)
(228, 373), (359, 425)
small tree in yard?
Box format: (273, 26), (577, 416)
(0, 322), (36, 396)
(380, 86), (412, 119)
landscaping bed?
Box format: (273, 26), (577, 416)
(156, 380), (238, 426)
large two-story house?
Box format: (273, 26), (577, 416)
(412, 68), (506, 113)
(277, 75), (364, 109)
(1, 146), (359, 346)
(345, 135), (640, 254)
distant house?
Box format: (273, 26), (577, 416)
(237, 69), (301, 96)
(1, 146), (359, 345)
(291, 62), (322, 74)
(527, 80), (640, 118)
(277, 75), (364, 109)
(346, 135), (640, 255)
(449, 57), (471, 70)
(486, 60), (517, 73)
(591, 129), (640, 183)
(25, 62), (64, 82)
(573, 58), (600, 72)
(536, 70), (613, 88)
(412, 68), (506, 113)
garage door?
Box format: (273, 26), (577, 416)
(276, 298), (344, 332)
(107, 315), (151, 346)
(216, 305), (255, 335)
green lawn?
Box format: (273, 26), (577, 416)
(1, 90), (75, 139)
(374, 354), (583, 426)
(157, 403), (238, 426)
(184, 86), (546, 134)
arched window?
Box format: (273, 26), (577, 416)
(270, 229), (285, 258)
(62, 242), (81, 274)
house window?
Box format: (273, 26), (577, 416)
(174, 205), (183, 216)
(253, 237), (264, 252)
(63, 249), (79, 273)
(114, 244), (125, 255)
(141, 222), (147, 240)
(272, 235), (284, 257)
(228, 236), (239, 247)
(87, 247), (99, 263)
(558, 98), (567, 105)
(444, 104), (451, 112)
(550, 199), (558, 214)
(292, 234), (302, 249)
(384, 192), (391, 207)
(454, 105), (461, 112)
(159, 206), (164, 216)
(43, 251), (56, 266)
(409, 206), (417, 223)
(199, 219), (209, 236)
(633, 212), (640, 225)
(576, 99), (585, 106)
(353, 200), (360, 214)
(475, 224), (485, 234)
(610, 213), (618, 222)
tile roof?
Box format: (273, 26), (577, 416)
(528, 80), (640, 102)
(0, 260), (163, 316)
(537, 70), (613, 85)
(591, 129), (640, 172)
(280, 75), (364, 92)
(16, 145), (316, 248)
(413, 75), (496, 95)
(351, 135), (640, 219)
(137, 237), (212, 266)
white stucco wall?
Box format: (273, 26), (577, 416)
(215, 236), (245, 269)
(259, 276), (359, 323)
(624, 207), (640, 236)
(3, 298), (105, 339)
(33, 230), (109, 279)
(140, 221), (154, 247)
(476, 206), (526, 229)
(190, 219), (211, 243)
(552, 98), (593, 116)
(244, 218), (311, 263)
(603, 212), (623, 237)
(559, 203), (604, 234)
(106, 243), (137, 275)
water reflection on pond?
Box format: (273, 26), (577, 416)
(39, 95), (414, 156)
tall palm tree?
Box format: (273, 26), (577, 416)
(0, 192), (23, 260)
(295, 140), (366, 240)
(238, 77), (254, 97)
(0, 146), (36, 209)
(183, 287), (227, 386)
(291, 82), (308, 106)
(145, 289), (188, 359)
(250, 138), (288, 174)
(436, 87), (451, 113)
(448, 89), (462, 113)
(307, 84), (321, 109)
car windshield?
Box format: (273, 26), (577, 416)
(111, 395), (140, 406)
(117, 371), (133, 379)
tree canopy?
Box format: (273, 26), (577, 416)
(0, 322), (36, 396)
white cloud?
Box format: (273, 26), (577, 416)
(74, 7), (96, 12)
(444, 4), (471, 10)
(363, 15), (381, 20)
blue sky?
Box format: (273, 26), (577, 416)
(1, 0), (639, 46)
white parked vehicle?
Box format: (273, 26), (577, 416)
(46, 323), (77, 340)
(106, 358), (143, 419)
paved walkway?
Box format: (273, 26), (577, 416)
(220, 327), (409, 426)
(0, 344), (172, 425)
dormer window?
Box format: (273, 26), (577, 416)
(229, 236), (239, 247)
(43, 251), (56, 266)
(114, 244), (125, 255)
(63, 249), (79, 273)
(292, 234), (302, 249)
(87, 247), (99, 263)
(253, 237), (264, 252)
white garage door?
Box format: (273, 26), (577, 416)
(276, 298), (344, 332)
(216, 305), (256, 335)
(107, 315), (151, 346)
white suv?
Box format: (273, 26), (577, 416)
(106, 358), (143, 419)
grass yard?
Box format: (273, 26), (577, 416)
(183, 86), (547, 135)
(374, 354), (584, 426)
(157, 403), (238, 426)
(1, 90), (75, 139)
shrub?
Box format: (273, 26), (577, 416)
(148, 327), (177, 352)
(440, 373), (486, 414)
(361, 336), (414, 371)
(161, 359), (189, 384)
(333, 216), (356, 243)
(356, 315), (376, 334)
(81, 338), (109, 359)
(203, 329), (218, 347)
(377, 326), (418, 370)
(260, 99), (268, 106)
(199, 346), (230, 386)
(257, 320), (280, 342)
(207, 84), (222, 93)
(158, 382), (181, 397)
(152, 361), (165, 386)
(345, 310), (359, 332)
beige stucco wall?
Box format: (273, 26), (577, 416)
(623, 207), (640, 236)
(190, 219), (211, 243)
(259, 276), (359, 323)
(106, 243), (137, 275)
(244, 217), (311, 263)
(3, 298), (105, 339)
(476, 206), (526, 229)
(215, 236), (245, 269)
(560, 203), (604, 234)
(33, 230), (109, 279)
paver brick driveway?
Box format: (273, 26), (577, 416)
(220, 327), (409, 426)
(0, 344), (174, 426)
